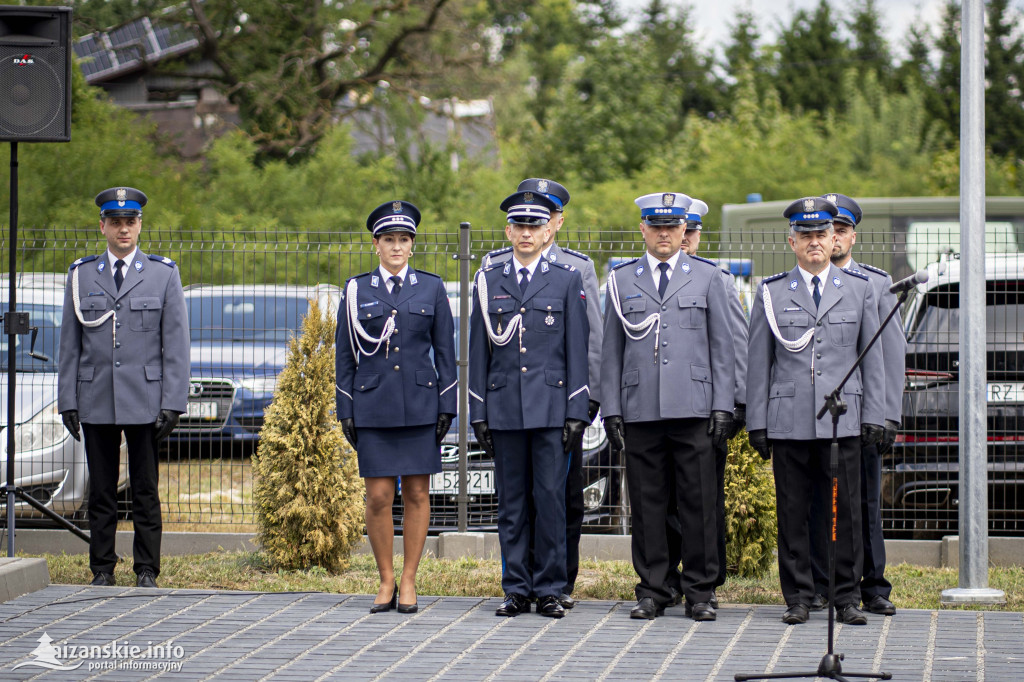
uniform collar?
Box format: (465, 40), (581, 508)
(645, 250), (680, 275)
(378, 263), (409, 284)
(511, 255), (541, 279)
(107, 247), (137, 270)
(797, 264), (828, 295)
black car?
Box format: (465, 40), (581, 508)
(885, 253), (1024, 537)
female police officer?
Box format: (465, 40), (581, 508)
(336, 201), (457, 613)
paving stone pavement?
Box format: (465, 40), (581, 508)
(0, 586), (1020, 681)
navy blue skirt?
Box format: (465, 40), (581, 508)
(356, 424), (440, 478)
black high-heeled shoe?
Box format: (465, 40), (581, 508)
(397, 584), (418, 614)
(370, 582), (397, 613)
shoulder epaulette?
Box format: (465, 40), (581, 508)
(689, 254), (718, 267)
(845, 269), (869, 281)
(611, 258), (640, 271)
(762, 271), (788, 284)
(479, 263), (501, 273)
(719, 266), (732, 276)
(552, 261), (576, 272)
(413, 269), (442, 280)
(148, 254), (176, 267)
(486, 245), (512, 257)
(857, 262), (889, 277)
(68, 255), (98, 271)
(559, 246), (591, 261)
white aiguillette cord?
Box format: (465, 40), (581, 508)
(762, 283), (815, 353)
(72, 266), (117, 348)
(475, 268), (521, 346)
(345, 278), (396, 363)
(606, 268), (661, 361)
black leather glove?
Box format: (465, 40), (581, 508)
(749, 429), (771, 461)
(153, 409), (180, 443)
(435, 413), (454, 446)
(728, 404), (746, 440)
(707, 410), (734, 450)
(562, 418), (588, 453)
(587, 400), (600, 423)
(861, 422), (885, 447)
(878, 419), (899, 455)
(340, 418), (357, 449)
(61, 410), (80, 442)
(472, 421), (495, 458)
(604, 415), (625, 455)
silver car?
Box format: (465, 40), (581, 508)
(0, 273), (128, 521)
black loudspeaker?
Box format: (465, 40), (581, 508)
(0, 5), (71, 142)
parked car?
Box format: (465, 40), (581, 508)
(885, 253), (1024, 537)
(171, 284), (341, 449)
(0, 273), (128, 522)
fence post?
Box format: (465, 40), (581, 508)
(456, 222), (473, 532)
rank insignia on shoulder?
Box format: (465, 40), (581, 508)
(689, 254), (716, 266)
(789, 280), (799, 290)
(845, 269), (869, 281)
(147, 254), (176, 267)
(69, 255), (98, 271)
(561, 247), (590, 261)
(762, 272), (788, 284)
(833, 276), (842, 288)
(857, 262), (889, 276)
(611, 258), (639, 271)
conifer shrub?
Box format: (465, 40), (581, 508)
(253, 298), (364, 571)
(724, 431), (778, 577)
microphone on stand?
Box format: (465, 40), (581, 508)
(889, 270), (929, 294)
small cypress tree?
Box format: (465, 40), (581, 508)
(253, 297), (364, 571)
(724, 431), (778, 578)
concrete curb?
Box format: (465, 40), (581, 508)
(0, 557), (49, 602)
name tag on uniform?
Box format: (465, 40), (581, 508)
(783, 306), (801, 312)
(359, 301), (379, 308)
(492, 295), (511, 300)
(625, 293), (642, 300)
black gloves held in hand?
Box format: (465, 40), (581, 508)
(878, 419), (900, 454)
(61, 410), (81, 441)
(749, 429), (771, 461)
(436, 413), (454, 446)
(603, 415), (626, 455)
(587, 400), (601, 423)
(708, 410), (735, 450)
(340, 418), (357, 449)
(861, 422), (885, 447)
(472, 421), (495, 458)
(153, 409), (180, 443)
(562, 418), (588, 453)
(728, 404), (746, 440)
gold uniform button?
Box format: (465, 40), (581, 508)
(546, 305), (552, 310)
(428, 381), (433, 386)
(393, 365), (400, 371)
(558, 380), (564, 386)
(521, 367), (527, 373)
(520, 307), (526, 313)
(393, 347), (399, 352)
(520, 347), (526, 353)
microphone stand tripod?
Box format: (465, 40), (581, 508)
(736, 289), (910, 682)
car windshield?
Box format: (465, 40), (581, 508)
(189, 294), (307, 342)
(906, 281), (1024, 353)
(0, 302), (61, 370)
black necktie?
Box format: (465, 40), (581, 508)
(519, 267), (530, 294)
(811, 275), (821, 309)
(389, 275), (402, 300)
(657, 262), (670, 298)
(114, 259), (125, 290)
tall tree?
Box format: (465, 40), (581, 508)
(722, 4), (773, 101)
(930, 0), (962, 139)
(849, 0), (893, 89)
(984, 0), (1024, 158)
(773, 0), (850, 113)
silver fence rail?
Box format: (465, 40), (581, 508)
(1, 224), (1021, 539)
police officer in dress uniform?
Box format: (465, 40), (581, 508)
(336, 200), (457, 614)
(482, 178), (602, 609)
(806, 193), (904, 616)
(58, 187), (190, 588)
(601, 192), (735, 622)
(661, 198), (748, 609)
(470, 190), (590, 618)
(746, 196), (885, 625)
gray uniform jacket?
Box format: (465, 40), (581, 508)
(722, 268), (749, 407)
(58, 250), (190, 425)
(846, 258), (906, 424)
(747, 263), (884, 440)
(601, 253), (735, 422)
(485, 243), (603, 405)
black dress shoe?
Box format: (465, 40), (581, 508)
(397, 587), (418, 614)
(370, 582), (397, 613)
(709, 590), (719, 609)
(630, 597), (664, 620)
(836, 603), (868, 625)
(810, 593), (828, 611)
(496, 593), (529, 617)
(558, 593), (576, 609)
(135, 569), (157, 588)
(538, 596), (565, 618)
(90, 572), (115, 587)
(863, 595), (896, 615)
(685, 601), (717, 621)
(782, 604), (809, 625)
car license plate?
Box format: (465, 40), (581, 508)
(429, 469), (495, 495)
(185, 401), (218, 419)
(986, 382), (1024, 403)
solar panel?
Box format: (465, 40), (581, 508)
(74, 16), (199, 83)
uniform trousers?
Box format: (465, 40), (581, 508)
(666, 442), (727, 593)
(492, 428), (568, 599)
(810, 443), (890, 600)
(83, 423), (162, 576)
(625, 418), (717, 607)
(773, 437), (862, 607)
(563, 437), (585, 595)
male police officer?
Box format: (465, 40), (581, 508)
(806, 192), (904, 616)
(746, 196), (884, 625)
(58, 187), (190, 588)
(482, 178), (602, 609)
(602, 192), (734, 622)
(470, 190), (590, 618)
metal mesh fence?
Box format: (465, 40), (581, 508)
(2, 219), (1022, 538)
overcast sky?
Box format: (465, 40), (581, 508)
(614, 1), (1024, 60)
